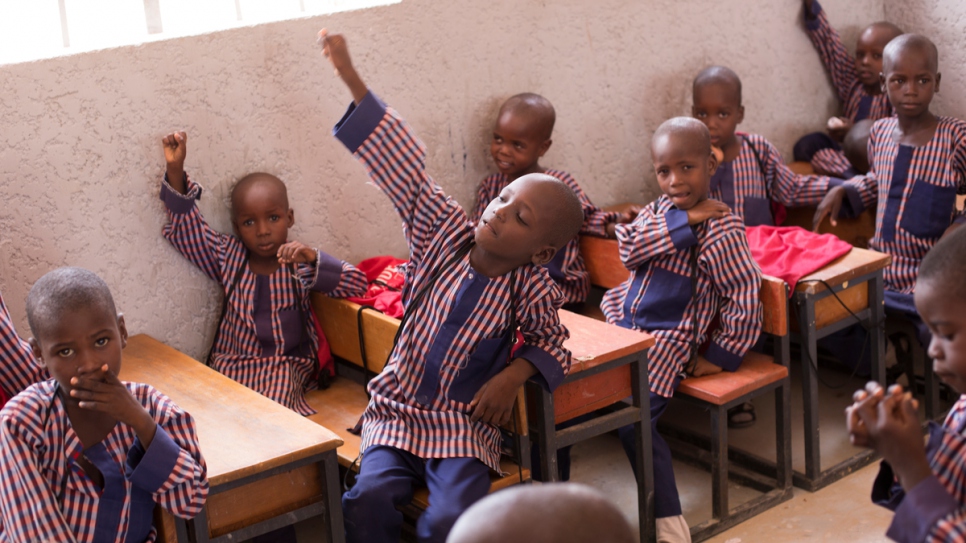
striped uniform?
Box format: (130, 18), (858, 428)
(812, 147), (858, 178)
(160, 179), (367, 416)
(472, 171), (620, 304)
(334, 92), (571, 473)
(601, 196), (762, 398)
(712, 132), (835, 226)
(801, 0), (894, 176)
(842, 117), (966, 295)
(0, 291), (47, 399)
(873, 396), (966, 542)
(0, 380), (208, 542)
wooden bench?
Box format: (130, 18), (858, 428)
(784, 161), (876, 248)
(579, 235), (793, 541)
(307, 294), (531, 512)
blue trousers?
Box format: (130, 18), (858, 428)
(617, 390), (679, 518)
(793, 132), (840, 163)
(343, 445), (491, 543)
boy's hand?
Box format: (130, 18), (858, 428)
(827, 117), (852, 142)
(318, 29), (367, 104)
(688, 355), (722, 377)
(854, 388), (931, 490)
(846, 381), (889, 447)
(70, 365), (158, 445)
(803, 0), (816, 19)
(162, 131), (188, 194)
(812, 186), (846, 231)
(686, 199), (730, 225)
(605, 208), (640, 239)
(277, 241), (317, 265)
(469, 358), (535, 427)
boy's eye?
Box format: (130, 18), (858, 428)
(94, 337), (109, 347)
(682, 165), (693, 170)
(57, 348), (73, 357)
(718, 112), (729, 119)
(243, 219), (254, 226)
(873, 54), (881, 60)
(516, 213), (528, 226)
(695, 112), (707, 118)
(513, 142), (524, 150)
(656, 168), (669, 176)
(493, 135), (502, 143)
(270, 215), (280, 221)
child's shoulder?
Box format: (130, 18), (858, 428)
(0, 379), (57, 426)
(737, 132), (779, 156)
(937, 116), (966, 142)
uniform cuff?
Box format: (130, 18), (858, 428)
(333, 91), (387, 154)
(705, 340), (744, 372)
(126, 425), (180, 492)
(160, 174), (201, 214)
(805, 0), (823, 29)
(518, 344), (566, 392)
(666, 209), (697, 250)
(887, 475), (959, 543)
(304, 250), (346, 293)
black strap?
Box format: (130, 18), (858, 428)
(742, 135), (768, 180)
(206, 261), (247, 366)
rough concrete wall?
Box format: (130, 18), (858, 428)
(0, 0), (881, 359)
(884, 0), (966, 120)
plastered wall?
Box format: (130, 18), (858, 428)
(0, 0), (890, 359)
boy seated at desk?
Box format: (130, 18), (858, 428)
(846, 227), (966, 542)
(815, 34), (966, 370)
(794, 0), (903, 178)
(0, 267), (208, 542)
(158, 131), (367, 416)
(471, 93), (635, 309)
(601, 118), (762, 543)
(320, 30), (584, 543)
(1, 288), (48, 408)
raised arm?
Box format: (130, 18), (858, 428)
(277, 242), (367, 297)
(802, 0), (859, 105)
(0, 291), (46, 397)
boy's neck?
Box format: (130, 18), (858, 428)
(863, 82), (883, 96)
(248, 253), (281, 275)
(719, 134), (742, 162)
(468, 245), (525, 278)
(895, 110), (939, 147)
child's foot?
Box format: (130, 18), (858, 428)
(727, 402), (756, 428)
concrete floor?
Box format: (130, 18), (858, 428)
(272, 349), (936, 543)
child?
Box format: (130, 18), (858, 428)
(472, 93), (635, 306)
(319, 30), (583, 543)
(846, 226), (966, 542)
(815, 34), (966, 352)
(602, 117), (762, 542)
(1, 289), (47, 405)
(158, 132), (367, 416)
(795, 0), (903, 177)
(447, 483), (635, 543)
(691, 65), (841, 227)
(0, 267), (208, 542)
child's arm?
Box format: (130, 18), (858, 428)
(158, 132), (233, 283)
(322, 31), (465, 267)
(618, 199), (729, 270)
(750, 136), (842, 208)
(813, 125), (882, 230)
(700, 219), (763, 372)
(0, 399), (80, 542)
(0, 291), (47, 398)
(801, 0), (859, 106)
(277, 241), (368, 297)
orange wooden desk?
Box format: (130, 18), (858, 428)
(118, 335), (345, 543)
(527, 310), (656, 543)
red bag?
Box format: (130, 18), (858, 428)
(347, 256), (408, 319)
(746, 225), (853, 294)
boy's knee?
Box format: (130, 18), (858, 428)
(418, 499), (474, 543)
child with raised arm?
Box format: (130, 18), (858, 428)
(319, 30), (584, 543)
(602, 118), (762, 542)
(0, 267), (208, 542)
(472, 93), (635, 307)
(815, 34), (966, 355)
(846, 226), (966, 542)
(158, 133), (367, 416)
(795, 0), (903, 177)
(0, 289), (47, 406)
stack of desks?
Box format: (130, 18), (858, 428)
(119, 334), (346, 543)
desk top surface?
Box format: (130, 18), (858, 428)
(118, 335), (342, 486)
(795, 247), (891, 294)
(559, 310), (655, 373)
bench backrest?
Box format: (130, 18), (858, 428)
(579, 236), (787, 336)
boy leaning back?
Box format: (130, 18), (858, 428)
(319, 30), (584, 543)
(0, 267), (208, 542)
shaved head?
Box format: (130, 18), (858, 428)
(499, 93), (556, 142)
(511, 173), (584, 248)
(26, 267), (117, 342)
(883, 33), (939, 73)
(919, 225), (966, 300)
(230, 172), (289, 219)
(652, 117), (712, 158)
(863, 21), (904, 47)
(447, 483), (634, 543)
(693, 66), (742, 105)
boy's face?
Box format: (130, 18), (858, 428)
(30, 304), (128, 401)
(855, 27), (893, 88)
(881, 47), (940, 119)
(476, 175), (557, 266)
(232, 181), (295, 260)
(651, 132), (717, 211)
(915, 279), (966, 394)
(691, 83), (744, 150)
(490, 110), (551, 179)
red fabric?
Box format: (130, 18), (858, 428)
(746, 225), (853, 295)
(347, 256), (408, 319)
(0, 386), (8, 410)
(309, 307), (335, 378)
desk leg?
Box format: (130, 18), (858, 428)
(798, 295), (822, 482)
(188, 508), (210, 543)
(632, 352), (654, 543)
(869, 271), (886, 387)
(529, 383), (560, 483)
(321, 451), (346, 543)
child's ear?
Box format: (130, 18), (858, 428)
(531, 245), (557, 266)
(935, 72), (942, 93)
(116, 314), (129, 348)
(28, 338), (45, 366)
(736, 105), (745, 124)
(708, 151), (719, 176)
(287, 208), (295, 227)
(879, 72), (886, 92)
(538, 139), (553, 157)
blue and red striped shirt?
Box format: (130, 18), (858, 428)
(334, 92), (571, 472)
(0, 291), (47, 402)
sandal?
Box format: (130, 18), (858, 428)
(727, 402), (757, 429)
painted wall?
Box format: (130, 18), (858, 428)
(0, 0), (884, 358)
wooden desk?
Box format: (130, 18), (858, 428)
(792, 247), (891, 491)
(119, 335), (346, 543)
(526, 310), (656, 543)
